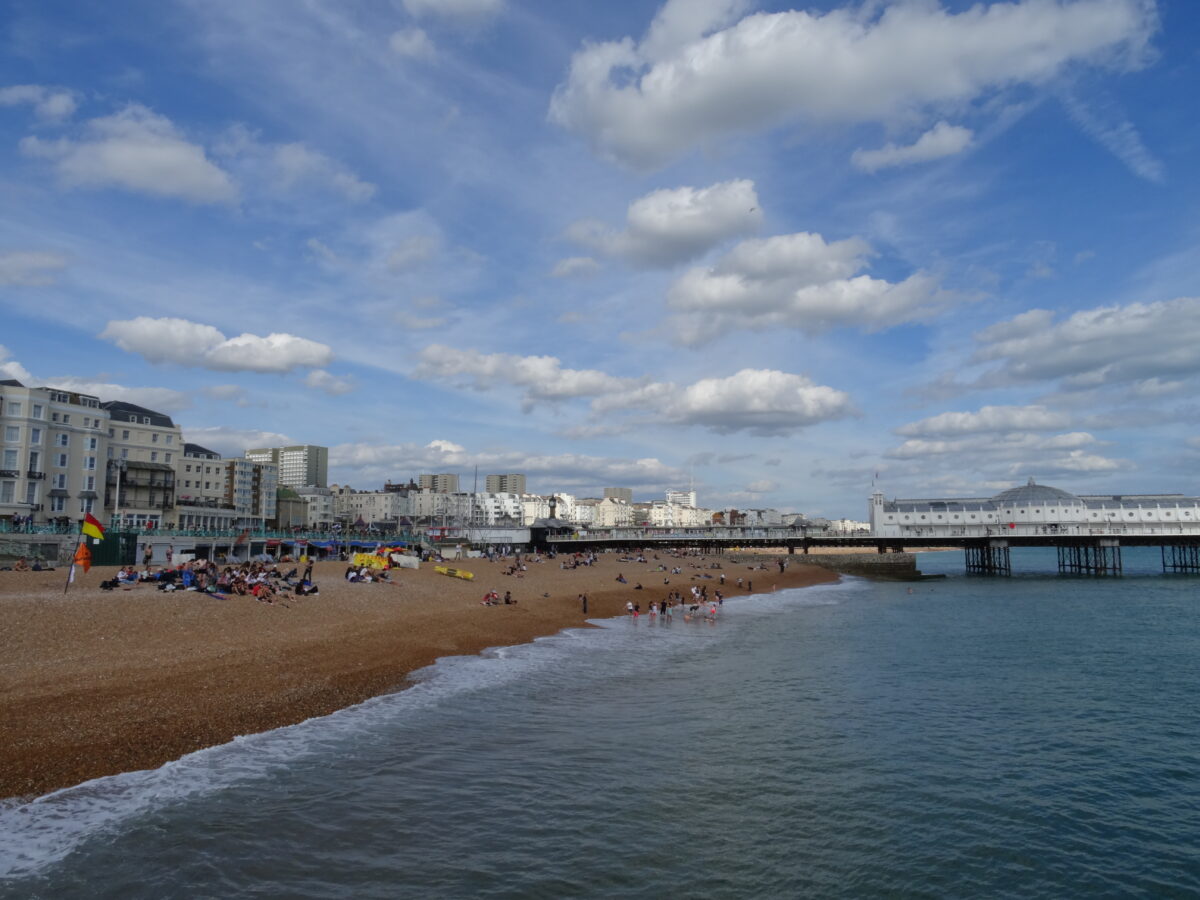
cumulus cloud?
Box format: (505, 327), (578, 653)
(39, 377), (191, 413)
(20, 104), (237, 204)
(551, 256), (601, 278)
(549, 0), (1155, 169)
(402, 0), (502, 21)
(0, 346), (33, 383)
(304, 369), (355, 395)
(896, 404), (1074, 437)
(390, 27), (435, 59)
(415, 344), (641, 411)
(182, 426), (293, 458)
(0, 84), (76, 120)
(0, 250), (68, 286)
(852, 121), (974, 172)
(567, 179), (761, 267)
(887, 431), (1100, 459)
(971, 297), (1200, 389)
(599, 368), (855, 436)
(100, 317), (333, 374)
(666, 231), (957, 343)
(417, 345), (852, 435)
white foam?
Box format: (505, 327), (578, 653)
(0, 579), (851, 880)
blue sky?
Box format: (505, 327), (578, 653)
(2, 0), (1198, 517)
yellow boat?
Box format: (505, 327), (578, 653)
(435, 565), (475, 581)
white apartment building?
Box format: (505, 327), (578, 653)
(103, 401), (183, 530)
(603, 487), (633, 503)
(665, 489), (697, 508)
(295, 485), (336, 529)
(485, 473), (526, 494)
(0, 380), (109, 526)
(245, 444), (328, 488)
(334, 489), (413, 528)
(222, 458), (277, 528)
(591, 497), (635, 527)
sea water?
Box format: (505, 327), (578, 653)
(2, 549), (1199, 898)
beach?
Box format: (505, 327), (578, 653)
(0, 551), (837, 800)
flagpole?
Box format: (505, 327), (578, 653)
(63, 525), (84, 595)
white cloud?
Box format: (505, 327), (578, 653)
(971, 297), (1200, 389)
(745, 479), (779, 493)
(390, 28), (435, 59)
(852, 121), (974, 172)
(0, 346), (33, 383)
(887, 431), (1099, 459)
(1060, 89), (1164, 182)
(304, 369), (355, 395)
(214, 127), (376, 203)
(386, 234), (440, 272)
(20, 104), (237, 204)
(666, 231), (957, 343)
(567, 179), (761, 267)
(0, 84), (76, 120)
(0, 250), (68, 286)
(551, 256), (601, 278)
(415, 344), (640, 410)
(100, 317), (333, 374)
(402, 0), (502, 21)
(182, 426), (293, 458)
(550, 0), (1154, 170)
(897, 404), (1074, 437)
(39, 377), (191, 413)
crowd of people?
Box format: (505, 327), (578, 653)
(100, 558), (319, 604)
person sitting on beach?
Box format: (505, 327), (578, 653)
(616, 573), (627, 583)
(295, 580), (319, 596)
(13, 556), (29, 572)
(251, 581), (276, 604)
(345, 566), (358, 582)
(503, 590), (516, 604)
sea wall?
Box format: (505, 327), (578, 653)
(0, 537), (72, 566)
(797, 552), (921, 580)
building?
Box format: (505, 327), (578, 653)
(334, 488), (412, 529)
(870, 478), (1200, 538)
(665, 489), (697, 508)
(0, 380), (109, 527)
(102, 401), (183, 530)
(485, 473), (526, 494)
(222, 458), (278, 528)
(295, 485), (336, 529)
(245, 444), (328, 488)
(175, 443), (238, 531)
(419, 473), (460, 493)
(603, 487), (633, 504)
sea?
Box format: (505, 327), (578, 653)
(2, 548), (1199, 899)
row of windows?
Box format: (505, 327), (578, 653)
(888, 509), (1198, 522)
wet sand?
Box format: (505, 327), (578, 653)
(0, 552), (837, 800)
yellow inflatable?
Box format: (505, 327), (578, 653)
(353, 552), (388, 570)
(435, 565), (475, 581)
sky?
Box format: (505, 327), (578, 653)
(2, 0), (1198, 518)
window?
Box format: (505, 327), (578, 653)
(165, 453), (172, 463)
(0, 481), (14, 503)
(4, 426), (17, 442)
(24, 482), (37, 504)
(185, 480), (191, 488)
(88, 437), (97, 450)
(56, 434), (69, 447)
(54, 473), (66, 489)
(142, 417), (150, 424)
(150, 451), (158, 462)
(32, 404), (43, 418)
(62, 414), (70, 424)
(80, 498), (94, 514)
(165, 435), (173, 445)
(85, 475), (95, 490)
(152, 433), (159, 443)
(107, 448), (113, 459)
(55, 454), (67, 468)
(7, 401), (20, 416)
(51, 413), (59, 422)
(85, 456), (96, 470)
(29, 451), (39, 471)
(108, 428), (114, 437)
(50, 496), (65, 512)
(121, 449), (128, 459)
(122, 430), (130, 440)
(185, 464), (192, 473)
(30, 428), (41, 443)
(2, 449), (16, 469)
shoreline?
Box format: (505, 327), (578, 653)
(1, 552), (838, 801)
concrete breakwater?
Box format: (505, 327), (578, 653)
(797, 552), (923, 580)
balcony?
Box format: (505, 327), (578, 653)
(26, 470), (45, 480)
(0, 469), (19, 478)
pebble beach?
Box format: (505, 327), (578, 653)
(1, 551), (837, 800)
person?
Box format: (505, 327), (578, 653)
(166, 544), (174, 566)
(616, 573), (627, 583)
(143, 544), (152, 567)
(13, 556), (28, 572)
(580, 593), (588, 614)
(625, 600), (634, 615)
(503, 590), (516, 605)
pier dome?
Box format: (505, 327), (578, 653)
(991, 478), (1083, 507)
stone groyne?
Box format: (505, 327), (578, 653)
(798, 552), (925, 580)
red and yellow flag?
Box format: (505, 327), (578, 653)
(81, 513), (106, 541)
(74, 543), (92, 573)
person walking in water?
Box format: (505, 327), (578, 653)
(581, 594), (588, 614)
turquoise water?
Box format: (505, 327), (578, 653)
(3, 549), (1199, 898)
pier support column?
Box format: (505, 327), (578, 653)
(1162, 542), (1200, 573)
(965, 540), (1011, 576)
(1057, 540), (1122, 576)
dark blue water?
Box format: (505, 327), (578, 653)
(3, 549), (1199, 898)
